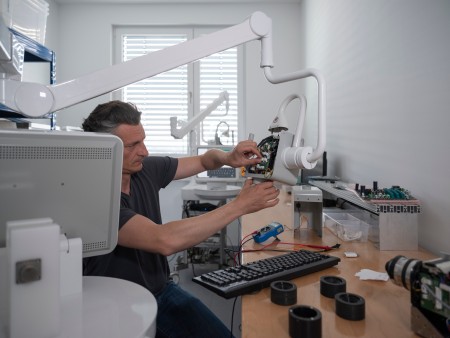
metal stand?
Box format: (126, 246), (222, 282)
(176, 200), (228, 270)
(291, 185), (323, 238)
(0, 219), (156, 338)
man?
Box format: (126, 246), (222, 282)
(82, 100), (280, 338)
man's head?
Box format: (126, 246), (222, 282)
(82, 100), (141, 133)
(83, 100), (149, 175)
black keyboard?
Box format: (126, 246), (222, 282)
(192, 250), (340, 299)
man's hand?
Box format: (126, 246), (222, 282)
(225, 140), (262, 168)
(233, 178), (280, 215)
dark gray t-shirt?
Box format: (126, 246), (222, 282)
(83, 155), (178, 294)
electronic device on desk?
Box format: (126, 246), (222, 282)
(191, 145), (243, 200)
(253, 222), (284, 243)
(192, 250), (340, 299)
(0, 129), (123, 338)
(245, 132), (303, 185)
(244, 94), (325, 186)
(386, 254), (450, 338)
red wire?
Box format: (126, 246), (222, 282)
(233, 231), (258, 265)
(241, 231), (257, 245)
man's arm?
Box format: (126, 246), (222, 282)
(117, 178), (279, 256)
(174, 140), (262, 180)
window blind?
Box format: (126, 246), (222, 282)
(122, 34), (188, 154)
(119, 30), (239, 155)
(199, 47), (238, 147)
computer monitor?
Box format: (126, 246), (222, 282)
(195, 145), (243, 183)
(0, 129), (123, 257)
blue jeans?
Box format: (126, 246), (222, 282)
(154, 281), (234, 338)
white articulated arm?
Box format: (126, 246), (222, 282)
(170, 91), (229, 139)
(268, 94), (318, 171)
(268, 93), (307, 147)
(263, 67), (326, 164)
(0, 12), (271, 117)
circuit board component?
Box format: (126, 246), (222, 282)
(246, 135), (280, 179)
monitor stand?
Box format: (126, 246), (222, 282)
(0, 219), (157, 338)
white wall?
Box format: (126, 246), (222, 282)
(300, 0), (450, 255)
(44, 0), (59, 53)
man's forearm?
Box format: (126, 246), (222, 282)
(200, 148), (229, 170)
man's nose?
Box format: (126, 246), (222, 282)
(139, 143), (149, 156)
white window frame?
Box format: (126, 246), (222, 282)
(113, 25), (244, 157)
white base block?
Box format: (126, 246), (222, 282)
(7, 218), (61, 338)
(60, 237), (82, 297)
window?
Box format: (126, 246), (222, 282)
(113, 26), (242, 156)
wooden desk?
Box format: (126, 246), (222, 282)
(240, 191), (435, 338)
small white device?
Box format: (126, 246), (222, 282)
(246, 94), (325, 185)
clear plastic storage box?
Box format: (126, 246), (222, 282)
(323, 212), (370, 242)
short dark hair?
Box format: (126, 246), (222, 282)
(82, 100), (142, 133)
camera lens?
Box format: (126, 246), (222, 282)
(385, 255), (421, 290)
